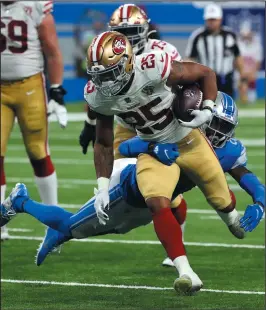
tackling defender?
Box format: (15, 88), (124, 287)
(0, 1), (67, 239)
(119, 91), (265, 266)
(1, 92), (264, 294)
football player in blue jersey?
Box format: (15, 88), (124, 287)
(118, 91), (265, 266)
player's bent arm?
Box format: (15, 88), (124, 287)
(167, 61), (217, 128)
(229, 166), (265, 208)
(38, 14), (63, 84)
(94, 113), (114, 188)
(167, 61), (217, 104)
(119, 137), (179, 166)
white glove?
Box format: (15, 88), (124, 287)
(47, 99), (68, 128)
(94, 188), (110, 225)
(179, 108), (212, 128)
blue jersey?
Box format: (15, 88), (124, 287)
(215, 138), (247, 172)
(120, 138), (248, 204)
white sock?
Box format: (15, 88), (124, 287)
(217, 209), (239, 226)
(35, 171), (58, 205)
(1, 184), (6, 203)
(173, 255), (194, 277)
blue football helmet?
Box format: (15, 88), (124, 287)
(203, 92), (238, 148)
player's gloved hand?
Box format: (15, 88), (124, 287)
(79, 121), (96, 154)
(240, 204), (264, 232)
(47, 85), (68, 128)
(149, 142), (179, 166)
(179, 108), (212, 128)
(93, 188), (110, 225)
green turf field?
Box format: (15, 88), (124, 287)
(1, 103), (265, 310)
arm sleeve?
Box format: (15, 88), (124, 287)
(164, 42), (182, 61)
(231, 144), (247, 169)
(34, 1), (53, 26)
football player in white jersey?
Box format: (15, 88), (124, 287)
(79, 4), (181, 156)
(78, 4), (187, 235)
(0, 1), (67, 240)
(84, 31), (245, 291)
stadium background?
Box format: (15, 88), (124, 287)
(2, 1), (265, 310)
(52, 1), (265, 102)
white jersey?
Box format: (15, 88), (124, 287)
(1, 1), (53, 80)
(238, 36), (263, 74)
(116, 38), (181, 131)
(84, 51), (191, 143)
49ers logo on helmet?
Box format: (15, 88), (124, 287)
(112, 37), (126, 55)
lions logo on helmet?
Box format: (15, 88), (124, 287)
(87, 31), (134, 97)
(202, 92), (238, 148)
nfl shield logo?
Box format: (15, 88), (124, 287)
(142, 85), (154, 95)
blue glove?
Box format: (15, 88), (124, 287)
(119, 136), (179, 166)
(240, 204), (264, 232)
(150, 142), (179, 166)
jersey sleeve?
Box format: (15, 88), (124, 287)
(231, 143), (247, 169)
(142, 51), (172, 84)
(150, 39), (182, 61)
(84, 81), (97, 111)
(34, 1), (53, 26)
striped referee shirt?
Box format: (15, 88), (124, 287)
(185, 26), (240, 77)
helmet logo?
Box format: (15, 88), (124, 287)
(112, 37), (126, 55)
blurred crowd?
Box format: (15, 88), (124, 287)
(73, 3), (263, 105)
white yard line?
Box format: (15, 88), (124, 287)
(9, 136), (265, 146)
(5, 158), (94, 165)
(7, 177), (97, 185)
(7, 145), (265, 154)
(1, 279), (264, 295)
(7, 235), (264, 249)
(7, 228), (33, 232)
(44, 110), (263, 122)
(4, 157), (266, 170)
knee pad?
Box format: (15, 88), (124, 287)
(30, 156), (55, 177)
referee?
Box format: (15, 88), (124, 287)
(185, 3), (245, 98)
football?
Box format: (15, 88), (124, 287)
(172, 84), (203, 122)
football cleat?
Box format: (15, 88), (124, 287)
(162, 257), (174, 267)
(36, 227), (69, 266)
(1, 225), (10, 241)
(0, 183), (28, 227)
(228, 214), (246, 239)
(174, 272), (203, 296)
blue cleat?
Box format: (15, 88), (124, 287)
(36, 227), (70, 266)
(0, 183), (29, 227)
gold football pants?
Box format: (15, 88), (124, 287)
(1, 73), (49, 160)
(114, 123), (136, 159)
(137, 129), (231, 210)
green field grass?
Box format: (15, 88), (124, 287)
(1, 103), (265, 310)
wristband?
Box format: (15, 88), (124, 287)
(85, 115), (96, 126)
(50, 84), (61, 88)
(203, 106), (213, 113)
(97, 177), (110, 191)
(202, 99), (214, 110)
